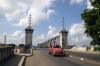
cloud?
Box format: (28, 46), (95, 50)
(0, 0), (56, 28)
(13, 9), (55, 28)
(69, 22), (84, 36)
(75, 37), (80, 42)
(37, 25), (59, 43)
(11, 30), (22, 37)
(0, 30), (25, 44)
(0, 0), (28, 20)
(20, 34), (25, 38)
(87, 0), (94, 9)
(3, 33), (7, 35)
(37, 34), (45, 40)
(70, 0), (94, 9)
(47, 25), (59, 37)
(69, 22), (92, 46)
(81, 35), (92, 42)
(70, 0), (83, 5)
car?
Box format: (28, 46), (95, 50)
(48, 44), (65, 56)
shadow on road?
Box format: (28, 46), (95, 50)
(0, 54), (23, 66)
(51, 54), (70, 57)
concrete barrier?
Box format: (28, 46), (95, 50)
(0, 46), (14, 63)
(14, 46), (25, 54)
(71, 46), (87, 51)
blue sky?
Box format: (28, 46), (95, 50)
(0, 0), (93, 46)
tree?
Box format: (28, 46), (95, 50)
(81, 0), (100, 46)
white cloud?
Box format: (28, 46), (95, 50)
(70, 0), (94, 9)
(37, 25), (59, 43)
(69, 22), (92, 46)
(75, 37), (80, 42)
(3, 33), (7, 35)
(0, 0), (56, 28)
(37, 34), (45, 40)
(20, 34), (25, 38)
(69, 22), (84, 36)
(47, 25), (59, 37)
(0, 30), (25, 44)
(71, 35), (91, 43)
(81, 35), (92, 42)
(70, 0), (83, 5)
(11, 30), (22, 37)
(87, 0), (94, 9)
(13, 9), (55, 28)
(0, 0), (28, 20)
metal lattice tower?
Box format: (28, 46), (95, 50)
(62, 17), (65, 29)
(29, 13), (32, 27)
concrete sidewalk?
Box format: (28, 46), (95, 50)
(0, 49), (32, 66)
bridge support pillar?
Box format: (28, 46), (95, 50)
(59, 29), (68, 49)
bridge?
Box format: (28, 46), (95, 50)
(0, 14), (100, 66)
(0, 45), (100, 66)
(38, 17), (68, 49)
(38, 28), (68, 49)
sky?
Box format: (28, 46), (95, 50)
(0, 0), (93, 46)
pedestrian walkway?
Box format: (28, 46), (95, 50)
(0, 49), (32, 66)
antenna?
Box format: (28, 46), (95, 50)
(62, 17), (65, 29)
(28, 13), (32, 27)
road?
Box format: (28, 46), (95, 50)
(24, 49), (99, 66)
(65, 51), (100, 62)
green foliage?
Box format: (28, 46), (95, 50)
(81, 0), (100, 46)
(93, 48), (100, 51)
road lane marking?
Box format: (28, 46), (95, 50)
(81, 58), (83, 60)
(69, 55), (100, 66)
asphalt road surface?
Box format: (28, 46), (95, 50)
(24, 49), (99, 66)
(65, 51), (100, 62)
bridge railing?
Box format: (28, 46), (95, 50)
(0, 46), (14, 63)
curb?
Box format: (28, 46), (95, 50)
(69, 55), (100, 66)
(18, 56), (26, 66)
